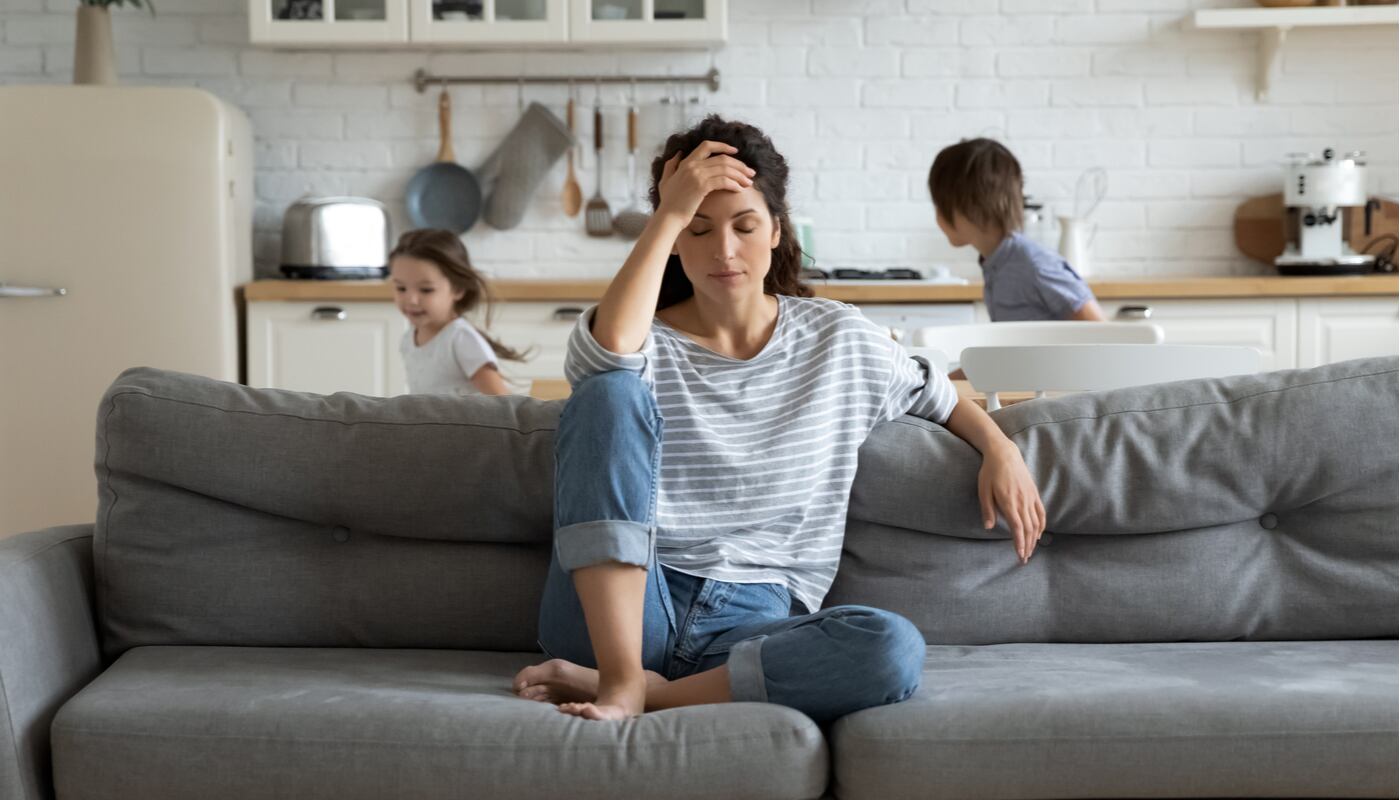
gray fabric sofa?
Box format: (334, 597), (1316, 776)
(2, 357), (1395, 800)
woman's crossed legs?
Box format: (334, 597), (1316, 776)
(516, 369), (925, 724)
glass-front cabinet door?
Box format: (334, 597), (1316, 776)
(408, 0), (568, 43)
(569, 0), (725, 44)
(249, 0), (410, 44)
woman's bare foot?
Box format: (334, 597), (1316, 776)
(558, 671), (649, 721)
(513, 659), (665, 707)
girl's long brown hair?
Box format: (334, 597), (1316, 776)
(648, 115), (813, 311)
(388, 229), (532, 362)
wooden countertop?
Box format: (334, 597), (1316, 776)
(244, 274), (1398, 303)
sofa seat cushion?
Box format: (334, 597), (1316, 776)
(833, 640), (1398, 800)
(51, 646), (827, 800)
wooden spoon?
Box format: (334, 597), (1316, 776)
(561, 96), (583, 217)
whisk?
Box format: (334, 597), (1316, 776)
(1073, 167), (1108, 221)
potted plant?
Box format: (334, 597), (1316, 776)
(74, 0), (155, 85)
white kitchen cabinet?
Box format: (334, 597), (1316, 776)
(1297, 297), (1400, 368)
(248, 301), (409, 397)
(248, 300), (579, 398)
(249, 0), (409, 45)
(248, 0), (722, 45)
(569, 0), (726, 44)
(1098, 298), (1298, 370)
(464, 301), (583, 393)
(409, 0), (568, 44)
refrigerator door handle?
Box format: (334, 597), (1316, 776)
(0, 282), (67, 297)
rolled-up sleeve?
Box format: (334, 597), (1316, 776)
(880, 342), (959, 425)
(563, 304), (657, 389)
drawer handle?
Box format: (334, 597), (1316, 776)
(1115, 305), (1152, 321)
(311, 306), (347, 321)
(551, 306), (585, 321)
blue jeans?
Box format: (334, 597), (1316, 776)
(537, 370), (926, 724)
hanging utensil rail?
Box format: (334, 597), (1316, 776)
(412, 67), (720, 93)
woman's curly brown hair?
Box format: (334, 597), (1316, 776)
(647, 115), (813, 311)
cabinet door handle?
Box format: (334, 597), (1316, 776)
(311, 306), (347, 321)
(0, 282), (67, 297)
(1115, 305), (1152, 321)
(551, 306), (585, 321)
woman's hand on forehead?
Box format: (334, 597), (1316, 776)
(657, 140), (756, 223)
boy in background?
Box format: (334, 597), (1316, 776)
(928, 138), (1104, 322)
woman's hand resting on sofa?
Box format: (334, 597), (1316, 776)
(977, 442), (1046, 565)
(942, 395), (1047, 565)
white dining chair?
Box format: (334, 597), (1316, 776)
(910, 321), (1165, 371)
(960, 343), (1264, 410)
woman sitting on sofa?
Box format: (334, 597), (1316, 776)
(512, 116), (1047, 723)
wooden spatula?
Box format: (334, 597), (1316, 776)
(561, 96), (582, 218)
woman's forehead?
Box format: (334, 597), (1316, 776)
(695, 185), (768, 219)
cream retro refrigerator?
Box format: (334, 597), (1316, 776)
(0, 86), (252, 536)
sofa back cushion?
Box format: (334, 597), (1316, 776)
(94, 358), (1398, 658)
(830, 356), (1399, 643)
(95, 371), (562, 657)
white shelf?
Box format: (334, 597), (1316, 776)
(1193, 5), (1398, 29)
(1190, 5), (1399, 100)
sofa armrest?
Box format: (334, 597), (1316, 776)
(0, 525), (101, 800)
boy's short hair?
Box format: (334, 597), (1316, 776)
(928, 138), (1024, 234)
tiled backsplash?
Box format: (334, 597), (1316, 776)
(2, 0), (1396, 280)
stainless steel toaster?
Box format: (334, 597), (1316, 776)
(279, 196), (390, 279)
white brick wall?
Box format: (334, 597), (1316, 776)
(1, 0), (1395, 280)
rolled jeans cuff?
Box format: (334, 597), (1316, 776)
(727, 636), (769, 703)
(554, 519), (653, 572)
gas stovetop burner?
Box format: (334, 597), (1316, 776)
(801, 267), (926, 280)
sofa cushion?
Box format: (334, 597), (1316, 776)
(831, 356), (1399, 643)
(95, 368), (565, 657)
(51, 646), (827, 800)
(832, 640), (1399, 800)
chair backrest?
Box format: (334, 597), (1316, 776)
(961, 343), (1263, 410)
(910, 321), (1165, 368)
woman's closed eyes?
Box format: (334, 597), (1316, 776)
(687, 226), (758, 237)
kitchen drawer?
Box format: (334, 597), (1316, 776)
(1100, 298), (1297, 370)
(248, 301), (408, 396)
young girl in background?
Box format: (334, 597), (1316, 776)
(389, 229), (531, 396)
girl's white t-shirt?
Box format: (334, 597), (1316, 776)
(400, 317), (498, 395)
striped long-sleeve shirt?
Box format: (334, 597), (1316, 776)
(564, 293), (959, 614)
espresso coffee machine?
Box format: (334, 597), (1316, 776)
(1275, 148), (1377, 275)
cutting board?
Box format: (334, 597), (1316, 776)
(1233, 193), (1399, 264)
(1233, 194), (1287, 264)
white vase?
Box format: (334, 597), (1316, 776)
(73, 5), (118, 86)
(1057, 215), (1097, 279)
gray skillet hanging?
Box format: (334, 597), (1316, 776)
(405, 87), (482, 233)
